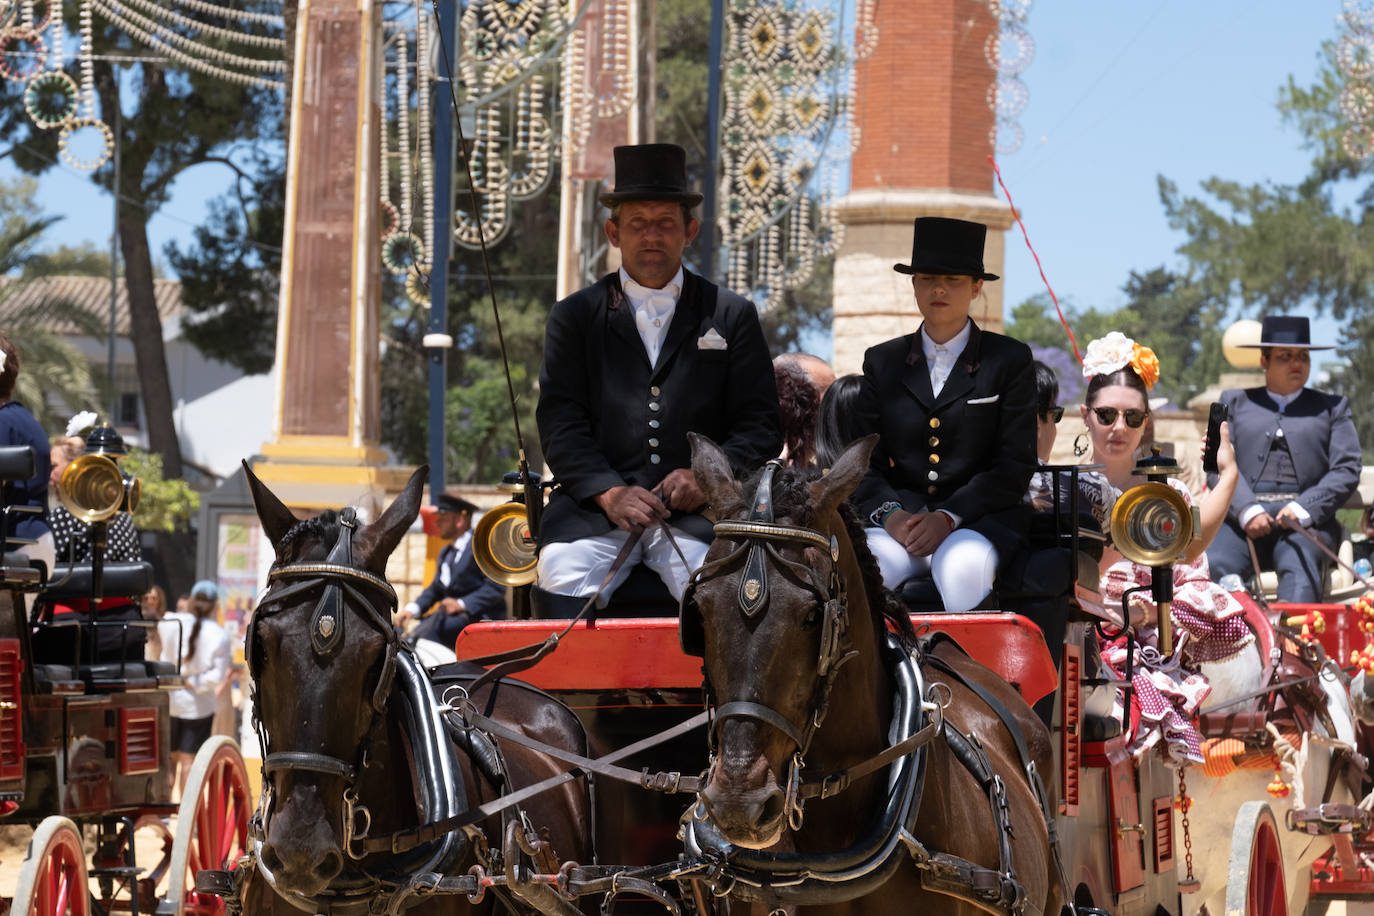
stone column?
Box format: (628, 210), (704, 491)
(254, 0), (410, 511)
(832, 0), (1013, 375)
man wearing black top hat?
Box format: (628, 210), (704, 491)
(397, 493), (505, 644)
(1206, 316), (1362, 602)
(534, 143), (781, 615)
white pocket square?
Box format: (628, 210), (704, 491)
(967, 395), (1000, 405)
(697, 329), (728, 350)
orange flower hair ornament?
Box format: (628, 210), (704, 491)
(1081, 332), (1159, 390)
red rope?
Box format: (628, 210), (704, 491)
(988, 155), (1082, 364)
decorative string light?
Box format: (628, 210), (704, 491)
(1339, 0), (1374, 159)
(167, 0), (283, 28)
(58, 115), (113, 172)
(0, 26), (45, 81)
(115, 0), (284, 49)
(718, 0), (860, 308)
(983, 0), (1033, 155)
(24, 68), (77, 126)
(416, 7), (434, 265)
(90, 0), (284, 73)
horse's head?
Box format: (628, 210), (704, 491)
(685, 433), (880, 849)
(243, 462), (425, 896)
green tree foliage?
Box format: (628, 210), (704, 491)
(0, 179), (104, 428)
(1155, 40), (1374, 447)
(0, 0), (284, 488)
(121, 447), (200, 532)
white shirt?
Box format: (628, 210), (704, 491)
(918, 319), (972, 528)
(1238, 387), (1311, 528)
(402, 527), (475, 617)
(921, 319), (972, 398)
(158, 611), (231, 720)
(620, 266), (684, 368)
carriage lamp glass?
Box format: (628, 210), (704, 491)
(1109, 481), (1198, 567)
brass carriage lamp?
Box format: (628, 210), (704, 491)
(1109, 447), (1200, 655)
(59, 423), (141, 599)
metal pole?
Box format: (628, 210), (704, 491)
(700, 0), (725, 283)
(425, 0), (458, 501)
(107, 68), (120, 423)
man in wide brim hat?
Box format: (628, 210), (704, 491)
(1207, 314), (1360, 602)
(533, 143), (780, 618)
(1236, 315), (1335, 351)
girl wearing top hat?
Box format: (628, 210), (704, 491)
(850, 217), (1037, 612)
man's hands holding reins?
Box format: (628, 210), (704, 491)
(595, 469), (706, 532)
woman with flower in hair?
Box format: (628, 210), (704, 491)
(1080, 332), (1247, 765)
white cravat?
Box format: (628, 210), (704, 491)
(621, 267), (683, 367)
(920, 320), (971, 398)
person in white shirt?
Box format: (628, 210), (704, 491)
(159, 579), (231, 794)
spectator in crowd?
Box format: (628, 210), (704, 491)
(814, 374), (862, 470)
(0, 333), (53, 574)
(852, 217), (1036, 612)
(775, 352), (836, 399)
(396, 493), (504, 646)
(533, 143), (781, 616)
(1206, 316), (1362, 602)
(773, 358), (821, 468)
(48, 434), (141, 564)
(141, 585), (166, 661)
(158, 579), (231, 794)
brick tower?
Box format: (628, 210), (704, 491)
(832, 0), (1013, 374)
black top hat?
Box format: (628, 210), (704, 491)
(893, 217), (1000, 281)
(434, 492), (478, 515)
(598, 144), (704, 208)
(1239, 315), (1333, 350)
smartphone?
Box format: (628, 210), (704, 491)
(1202, 402), (1228, 474)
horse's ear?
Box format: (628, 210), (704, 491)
(355, 465), (428, 574)
(809, 434), (878, 517)
(243, 459), (297, 552)
(689, 432), (743, 517)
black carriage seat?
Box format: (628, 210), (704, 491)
(31, 561), (176, 689)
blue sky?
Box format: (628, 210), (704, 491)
(997, 0), (1342, 347)
(1, 0), (1352, 356)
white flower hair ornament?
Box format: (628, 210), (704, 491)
(0, 350), (6, 373)
(1081, 332), (1159, 390)
(66, 411), (99, 438)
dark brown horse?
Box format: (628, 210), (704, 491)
(681, 434), (1059, 915)
(238, 464), (593, 915)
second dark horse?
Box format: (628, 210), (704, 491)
(239, 464), (593, 915)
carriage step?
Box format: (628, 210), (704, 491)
(89, 866), (142, 878)
(1286, 804), (1374, 835)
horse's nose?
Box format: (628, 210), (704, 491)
(700, 758), (786, 847)
(261, 824), (345, 895)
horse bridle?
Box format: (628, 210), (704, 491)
(246, 508), (400, 857)
(681, 461), (858, 826)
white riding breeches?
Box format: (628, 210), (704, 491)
(864, 526), (998, 613)
(537, 525), (710, 604)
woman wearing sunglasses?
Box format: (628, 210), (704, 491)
(1080, 332), (1246, 765)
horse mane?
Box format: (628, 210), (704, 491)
(745, 464), (918, 651)
(275, 510), (341, 564)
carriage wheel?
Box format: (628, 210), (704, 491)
(1224, 801), (1288, 916)
(164, 736), (252, 916)
(12, 816), (91, 916)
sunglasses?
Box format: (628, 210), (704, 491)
(1041, 405), (1064, 424)
(1090, 406), (1150, 428)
